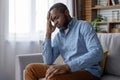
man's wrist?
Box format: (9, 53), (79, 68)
(64, 64), (71, 72)
(46, 33), (51, 39)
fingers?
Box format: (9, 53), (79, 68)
(47, 11), (56, 29)
(46, 69), (59, 79)
(45, 66), (58, 79)
(47, 12), (52, 22)
(45, 65), (68, 79)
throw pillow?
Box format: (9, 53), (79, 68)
(99, 50), (108, 75)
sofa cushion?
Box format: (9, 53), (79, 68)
(101, 74), (120, 80)
(97, 33), (120, 76)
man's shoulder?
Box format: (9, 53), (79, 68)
(75, 20), (90, 28)
(75, 20), (93, 33)
(71, 18), (89, 26)
(77, 20), (89, 24)
(77, 20), (92, 28)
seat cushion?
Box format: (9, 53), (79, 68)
(101, 74), (120, 80)
(98, 33), (120, 76)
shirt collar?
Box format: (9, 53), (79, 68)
(68, 18), (77, 30)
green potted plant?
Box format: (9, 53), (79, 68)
(91, 14), (104, 32)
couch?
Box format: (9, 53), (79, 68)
(16, 33), (120, 80)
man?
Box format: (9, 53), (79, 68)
(24, 3), (104, 80)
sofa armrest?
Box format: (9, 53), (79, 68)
(16, 53), (43, 80)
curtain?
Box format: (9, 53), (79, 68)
(0, 0), (9, 79)
(0, 0), (46, 80)
(72, 0), (83, 20)
(0, 0), (73, 80)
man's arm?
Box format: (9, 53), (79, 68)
(42, 36), (60, 64)
(42, 12), (59, 64)
(67, 21), (104, 72)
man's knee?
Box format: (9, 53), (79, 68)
(24, 63), (35, 71)
(25, 63), (45, 71)
(24, 63), (48, 76)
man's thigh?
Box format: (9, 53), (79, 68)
(48, 70), (99, 80)
(24, 63), (49, 78)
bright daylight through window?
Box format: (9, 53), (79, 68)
(9, 0), (48, 41)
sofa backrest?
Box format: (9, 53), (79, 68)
(97, 33), (120, 76)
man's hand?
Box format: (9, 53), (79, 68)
(46, 12), (57, 39)
(45, 64), (70, 79)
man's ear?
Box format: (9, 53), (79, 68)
(65, 9), (69, 16)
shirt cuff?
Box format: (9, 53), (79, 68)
(67, 60), (82, 72)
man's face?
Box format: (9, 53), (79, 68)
(50, 8), (69, 30)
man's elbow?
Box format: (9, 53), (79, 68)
(98, 48), (104, 61)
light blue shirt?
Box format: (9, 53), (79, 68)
(42, 18), (104, 78)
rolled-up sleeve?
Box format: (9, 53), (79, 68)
(42, 36), (60, 65)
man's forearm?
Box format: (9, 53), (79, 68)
(67, 48), (103, 72)
(46, 33), (51, 39)
(42, 39), (53, 64)
(64, 64), (71, 72)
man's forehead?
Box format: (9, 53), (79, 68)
(50, 8), (60, 17)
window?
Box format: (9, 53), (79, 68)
(9, 0), (72, 41)
(9, 0), (48, 41)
